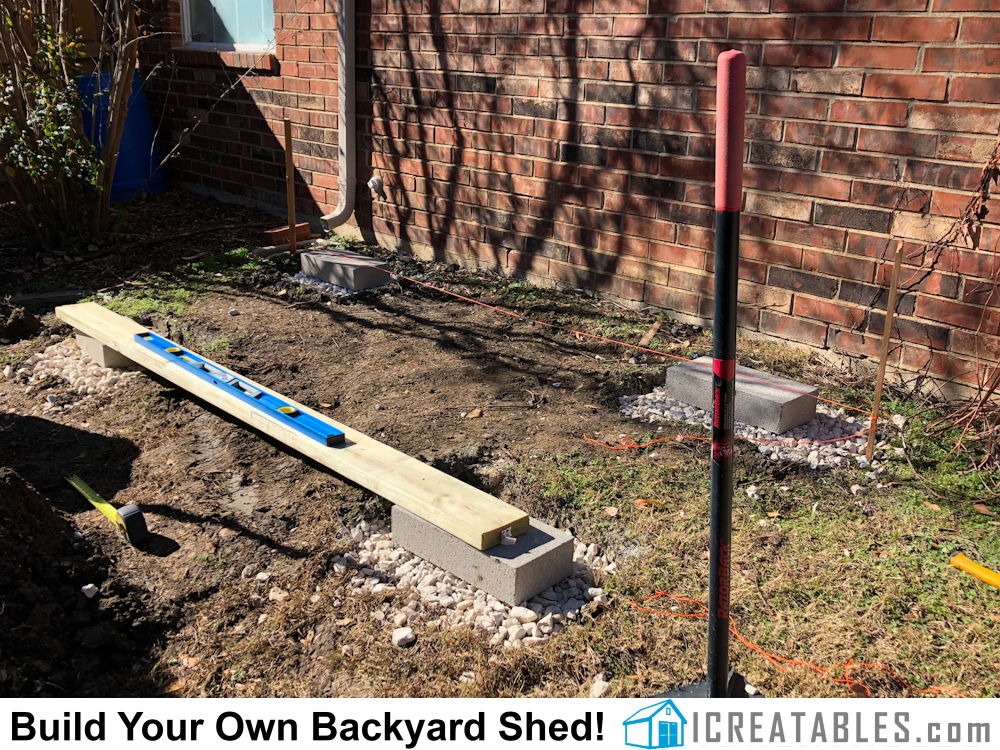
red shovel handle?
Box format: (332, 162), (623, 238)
(715, 50), (747, 213)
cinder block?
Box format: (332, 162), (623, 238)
(300, 249), (391, 291)
(75, 331), (135, 369)
(391, 506), (574, 606)
(664, 355), (818, 434)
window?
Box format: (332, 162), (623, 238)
(182, 0), (275, 49)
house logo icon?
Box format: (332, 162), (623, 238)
(623, 699), (688, 748)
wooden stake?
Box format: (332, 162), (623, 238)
(284, 118), (297, 254)
(637, 319), (662, 349)
(866, 243), (904, 461)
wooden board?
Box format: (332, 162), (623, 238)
(55, 303), (529, 550)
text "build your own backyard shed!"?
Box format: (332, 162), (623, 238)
(625, 700), (689, 749)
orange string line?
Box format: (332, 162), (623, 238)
(628, 591), (969, 698)
(306, 249), (877, 419)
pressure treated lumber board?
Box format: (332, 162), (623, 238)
(55, 302), (529, 549)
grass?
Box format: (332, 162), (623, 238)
(202, 336), (233, 353)
(496, 430), (1000, 698)
(98, 248), (275, 320)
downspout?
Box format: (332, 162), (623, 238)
(320, 0), (357, 231)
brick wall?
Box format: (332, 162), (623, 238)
(141, 0), (1000, 389)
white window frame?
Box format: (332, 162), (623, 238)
(179, 0), (276, 53)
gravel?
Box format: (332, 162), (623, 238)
(10, 338), (139, 411)
(282, 271), (388, 299)
(619, 389), (899, 477)
(304, 519), (614, 648)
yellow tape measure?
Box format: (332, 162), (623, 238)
(66, 475), (149, 545)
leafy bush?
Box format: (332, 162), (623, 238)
(0, 1), (100, 248)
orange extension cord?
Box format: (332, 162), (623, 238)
(629, 591), (969, 698)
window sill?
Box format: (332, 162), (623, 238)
(173, 47), (279, 75)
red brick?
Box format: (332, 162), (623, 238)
(802, 248), (875, 282)
(822, 152), (899, 180)
(761, 311), (829, 345)
(686, 184), (715, 206)
(728, 17), (795, 39)
(762, 44), (834, 67)
(658, 156), (714, 182)
(830, 99), (907, 126)
(644, 284), (703, 314)
(743, 167), (783, 191)
(709, 0), (768, 9)
(677, 225), (713, 248)
(745, 192), (813, 222)
(900, 348), (982, 386)
(935, 0), (1000, 7)
(910, 104), (1000, 134)
(857, 129), (937, 158)
(873, 16), (957, 42)
(793, 296), (867, 327)
(915, 296), (1000, 333)
(649, 243), (708, 269)
(864, 73), (948, 101)
(951, 331), (1000, 361)
(741, 239), (804, 267)
(959, 16), (1000, 43)
(958, 249), (1000, 279)
(937, 135), (997, 162)
(829, 329), (885, 359)
(876, 264), (960, 298)
(905, 160), (983, 191)
(850, 181), (931, 212)
(838, 44), (918, 70)
(950, 77), (1000, 104)
(964, 280), (1000, 307)
(669, 268), (715, 296)
(848, 0), (927, 7)
(745, 118), (783, 142)
(741, 214), (776, 239)
(760, 94), (828, 121)
(613, 17), (667, 37)
(610, 61), (663, 84)
(669, 18), (728, 38)
(796, 15), (872, 40)
(620, 215), (675, 242)
(777, 221), (846, 251)
(922, 47), (1000, 73)
(773, 0), (841, 8)
(785, 121), (856, 149)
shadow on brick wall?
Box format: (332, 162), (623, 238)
(362, 0), (710, 305)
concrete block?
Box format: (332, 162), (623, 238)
(664, 355), (818, 434)
(300, 249), (390, 291)
(75, 331), (135, 369)
(391, 506), (574, 605)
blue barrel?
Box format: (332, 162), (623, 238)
(78, 70), (167, 202)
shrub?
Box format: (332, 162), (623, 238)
(0, 1), (100, 249)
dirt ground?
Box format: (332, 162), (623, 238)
(2, 191), (998, 699)
(0, 228), (684, 697)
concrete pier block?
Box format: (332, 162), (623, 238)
(391, 506), (574, 605)
(664, 356), (818, 434)
(75, 331), (135, 369)
(300, 249), (390, 291)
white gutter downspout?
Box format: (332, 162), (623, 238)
(320, 0), (357, 231)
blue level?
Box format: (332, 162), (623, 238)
(134, 332), (345, 447)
